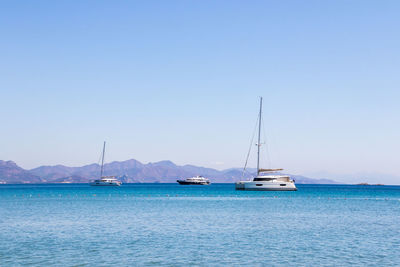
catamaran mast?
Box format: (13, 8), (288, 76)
(257, 97), (262, 175)
(100, 141), (106, 178)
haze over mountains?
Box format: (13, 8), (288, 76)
(0, 159), (338, 184)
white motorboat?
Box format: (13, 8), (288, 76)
(235, 97), (297, 191)
(89, 141), (122, 186)
(177, 176), (210, 185)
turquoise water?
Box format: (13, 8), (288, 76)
(1, 184), (399, 266)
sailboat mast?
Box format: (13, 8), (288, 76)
(257, 97), (263, 175)
(100, 141), (106, 178)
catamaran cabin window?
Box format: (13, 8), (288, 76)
(253, 178), (274, 181)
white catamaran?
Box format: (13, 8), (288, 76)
(235, 97), (297, 191)
(89, 141), (122, 186)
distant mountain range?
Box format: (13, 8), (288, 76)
(0, 159), (339, 184)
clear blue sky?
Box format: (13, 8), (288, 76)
(1, 1), (399, 184)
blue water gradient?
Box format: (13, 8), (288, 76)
(1, 184), (399, 266)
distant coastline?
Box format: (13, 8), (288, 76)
(3, 160), (396, 185)
(0, 158), (340, 185)
(356, 183), (385, 186)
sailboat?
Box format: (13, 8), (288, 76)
(235, 97), (297, 191)
(89, 141), (122, 186)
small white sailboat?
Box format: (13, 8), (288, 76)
(235, 97), (297, 191)
(89, 141), (122, 186)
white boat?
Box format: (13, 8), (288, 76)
(235, 97), (297, 191)
(177, 176), (210, 185)
(89, 141), (122, 186)
(90, 176), (121, 186)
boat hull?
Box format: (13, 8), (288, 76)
(177, 180), (210, 185)
(90, 184), (121, 186)
(89, 182), (121, 186)
(235, 181), (297, 191)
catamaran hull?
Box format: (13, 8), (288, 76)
(90, 184), (121, 186)
(89, 182), (121, 186)
(235, 181), (297, 191)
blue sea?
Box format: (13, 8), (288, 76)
(1, 184), (399, 266)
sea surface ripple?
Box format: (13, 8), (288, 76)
(1, 184), (399, 266)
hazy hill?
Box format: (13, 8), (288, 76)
(0, 160), (42, 183)
(0, 159), (339, 184)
